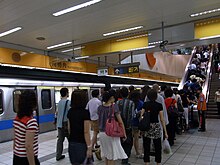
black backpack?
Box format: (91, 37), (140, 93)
(138, 109), (150, 131)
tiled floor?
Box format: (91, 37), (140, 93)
(1, 119), (220, 165)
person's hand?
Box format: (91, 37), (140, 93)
(86, 148), (92, 157)
(165, 133), (168, 139)
(122, 135), (127, 142)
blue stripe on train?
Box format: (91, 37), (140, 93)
(0, 114), (55, 130)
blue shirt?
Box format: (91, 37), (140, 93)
(132, 100), (144, 127)
(57, 99), (71, 128)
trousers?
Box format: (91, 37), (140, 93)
(56, 127), (68, 159)
(13, 155), (40, 165)
(198, 110), (206, 130)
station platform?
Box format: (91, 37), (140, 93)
(1, 119), (220, 165)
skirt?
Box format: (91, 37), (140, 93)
(144, 123), (161, 139)
(99, 132), (128, 160)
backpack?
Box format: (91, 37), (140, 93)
(167, 99), (178, 117)
(138, 110), (150, 131)
(117, 99), (134, 129)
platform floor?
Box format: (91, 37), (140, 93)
(1, 119), (220, 165)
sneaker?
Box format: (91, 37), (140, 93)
(136, 154), (144, 159)
(56, 155), (65, 161)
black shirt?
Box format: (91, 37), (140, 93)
(67, 108), (90, 143)
(143, 101), (162, 123)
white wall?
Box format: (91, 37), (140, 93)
(122, 52), (191, 78)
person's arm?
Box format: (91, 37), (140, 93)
(84, 120), (92, 157)
(115, 113), (127, 139)
(68, 119), (70, 135)
(159, 111), (168, 139)
(25, 131), (36, 165)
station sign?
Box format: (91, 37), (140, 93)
(114, 62), (140, 75)
(97, 67), (108, 76)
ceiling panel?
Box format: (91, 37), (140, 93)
(0, 0), (219, 51)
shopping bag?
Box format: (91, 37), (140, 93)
(83, 157), (94, 165)
(163, 139), (172, 154)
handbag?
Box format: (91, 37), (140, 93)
(62, 100), (69, 138)
(105, 105), (124, 137)
(167, 99), (178, 117)
(163, 139), (172, 154)
(138, 109), (150, 131)
(83, 157), (94, 165)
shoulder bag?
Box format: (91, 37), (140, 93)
(62, 100), (69, 138)
(105, 105), (124, 137)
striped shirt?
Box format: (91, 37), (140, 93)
(13, 116), (39, 157)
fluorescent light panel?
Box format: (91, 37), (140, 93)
(61, 46), (85, 53)
(190, 8), (220, 17)
(47, 41), (72, 49)
(121, 45), (155, 52)
(0, 27), (22, 38)
(75, 56), (89, 60)
(103, 26), (143, 36)
(116, 34), (151, 42)
(53, 0), (102, 16)
(148, 41), (163, 45)
(199, 34), (220, 40)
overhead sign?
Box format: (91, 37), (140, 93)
(114, 62), (140, 75)
(97, 68), (108, 76)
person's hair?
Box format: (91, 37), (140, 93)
(120, 87), (129, 98)
(17, 90), (37, 119)
(173, 88), (179, 95)
(60, 88), (69, 97)
(141, 85), (151, 100)
(152, 84), (160, 92)
(197, 87), (202, 91)
(71, 90), (88, 109)
(102, 90), (115, 103)
(115, 89), (122, 101)
(147, 89), (158, 101)
(92, 90), (99, 98)
(130, 90), (141, 108)
(164, 88), (174, 98)
(160, 85), (167, 92)
(129, 85), (135, 92)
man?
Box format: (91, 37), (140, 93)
(117, 87), (135, 165)
(197, 87), (207, 132)
(56, 88), (70, 161)
(86, 90), (102, 160)
(215, 87), (220, 114)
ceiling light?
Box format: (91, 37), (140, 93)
(116, 34), (151, 42)
(0, 27), (22, 38)
(121, 46), (155, 52)
(53, 0), (102, 16)
(190, 8), (220, 17)
(61, 46), (85, 53)
(103, 26), (143, 37)
(199, 34), (220, 40)
(47, 41), (72, 49)
(75, 56), (89, 60)
(148, 41), (163, 45)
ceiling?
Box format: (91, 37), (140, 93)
(0, 0), (220, 53)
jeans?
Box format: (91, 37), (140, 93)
(68, 141), (87, 164)
(143, 137), (162, 163)
(56, 127), (68, 159)
(13, 155), (40, 165)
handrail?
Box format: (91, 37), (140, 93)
(203, 45), (214, 102)
(178, 46), (197, 90)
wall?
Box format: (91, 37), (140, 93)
(122, 52), (191, 78)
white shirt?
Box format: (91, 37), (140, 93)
(215, 91), (220, 102)
(203, 52), (209, 58)
(188, 63), (196, 70)
(86, 97), (102, 121)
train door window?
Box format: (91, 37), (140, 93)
(0, 90), (3, 115)
(41, 89), (52, 109)
(13, 90), (36, 113)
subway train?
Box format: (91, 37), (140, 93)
(0, 65), (179, 142)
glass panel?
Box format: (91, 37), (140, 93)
(41, 89), (52, 109)
(0, 90), (3, 115)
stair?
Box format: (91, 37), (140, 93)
(206, 73), (220, 119)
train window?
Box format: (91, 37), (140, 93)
(0, 90), (3, 115)
(41, 89), (52, 109)
(13, 90), (37, 113)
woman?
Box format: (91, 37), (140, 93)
(130, 90), (144, 158)
(67, 90), (92, 165)
(164, 88), (177, 146)
(141, 89), (168, 165)
(98, 90), (128, 165)
(13, 90), (40, 165)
